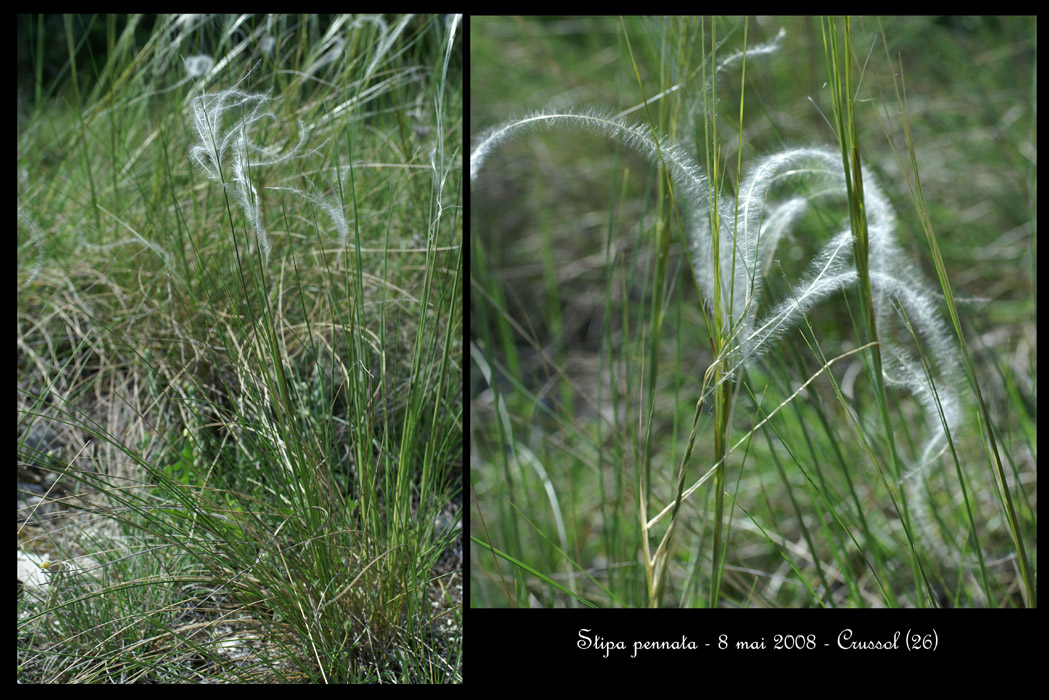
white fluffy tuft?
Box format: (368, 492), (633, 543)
(471, 110), (964, 507)
(189, 89), (308, 263)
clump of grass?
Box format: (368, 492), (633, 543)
(470, 16), (1034, 608)
(18, 14), (461, 682)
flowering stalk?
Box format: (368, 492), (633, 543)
(189, 88), (308, 264)
(472, 24), (965, 606)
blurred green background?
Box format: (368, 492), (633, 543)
(470, 16), (1036, 607)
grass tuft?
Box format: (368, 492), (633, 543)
(19, 13), (461, 681)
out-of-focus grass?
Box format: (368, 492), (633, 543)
(470, 16), (1034, 608)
